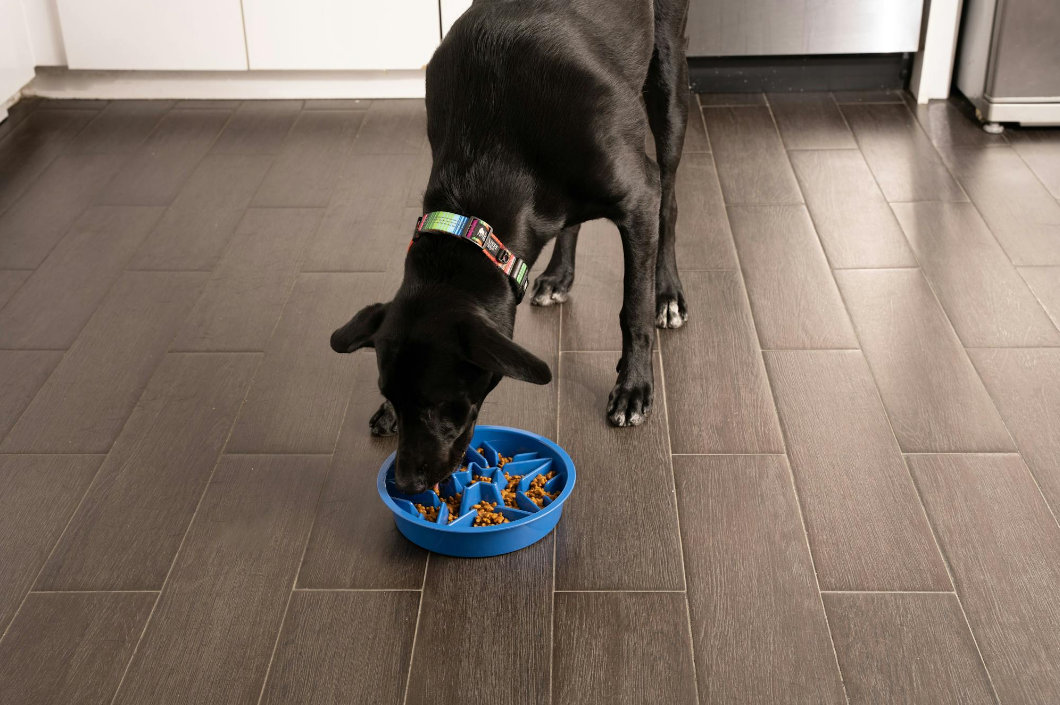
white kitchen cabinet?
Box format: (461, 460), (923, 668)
(441, 0), (473, 36)
(56, 0), (247, 70)
(1, 0), (35, 107)
(243, 0), (440, 70)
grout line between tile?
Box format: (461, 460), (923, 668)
(549, 302), (562, 705)
(904, 459), (1004, 705)
(30, 589), (160, 594)
(655, 332), (701, 704)
(761, 110), (858, 704)
(293, 587), (421, 592)
(554, 589), (686, 593)
(106, 351), (265, 705)
(401, 555), (429, 705)
(254, 456), (334, 705)
(820, 589), (955, 595)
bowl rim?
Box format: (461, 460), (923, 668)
(376, 425), (576, 533)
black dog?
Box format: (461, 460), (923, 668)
(331, 0), (691, 494)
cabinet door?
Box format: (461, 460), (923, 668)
(56, 0), (247, 70)
(441, 0), (473, 36)
(0, 0), (34, 105)
(244, 0), (440, 70)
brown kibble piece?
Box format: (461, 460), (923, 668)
(471, 500), (509, 527)
(415, 503), (439, 522)
(525, 471), (558, 508)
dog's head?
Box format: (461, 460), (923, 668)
(331, 296), (550, 495)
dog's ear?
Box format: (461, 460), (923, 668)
(331, 302), (389, 353)
(461, 320), (552, 385)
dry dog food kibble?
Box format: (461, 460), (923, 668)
(472, 501), (510, 526)
(526, 471), (559, 508)
(415, 503), (439, 522)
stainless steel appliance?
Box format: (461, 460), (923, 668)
(956, 0), (1060, 126)
(686, 0), (924, 56)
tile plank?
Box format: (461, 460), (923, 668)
(112, 454), (328, 705)
(351, 100), (427, 155)
(0, 592), (155, 705)
(38, 352), (260, 591)
(66, 100), (174, 154)
(941, 147), (1060, 266)
(832, 90), (905, 104)
(789, 149), (918, 268)
(297, 354), (425, 590)
(892, 201), (1060, 347)
(0, 271), (208, 453)
(675, 455), (846, 705)
(673, 152), (739, 270)
(404, 537), (552, 705)
(209, 100), (301, 155)
(698, 92), (766, 106)
(0, 270), (29, 309)
(767, 92), (857, 150)
(0, 454), (102, 632)
(824, 592), (996, 705)
(128, 154), (273, 272)
(841, 103), (967, 202)
(226, 272), (383, 453)
(970, 348), (1060, 516)
(302, 153), (418, 272)
(252, 110), (365, 207)
(1006, 128), (1060, 198)
(559, 221), (629, 352)
(662, 270), (783, 453)
(0, 153), (126, 269)
(765, 350), (949, 590)
(910, 453), (1060, 705)
(0, 206), (163, 349)
(702, 106), (804, 204)
(556, 351), (684, 590)
(0, 351), (64, 441)
(834, 268), (1014, 453)
(96, 109), (233, 206)
(0, 109), (99, 215)
(728, 205), (858, 349)
(552, 592), (698, 705)
(172, 208), (322, 352)
(261, 591), (419, 705)
(1020, 266), (1060, 329)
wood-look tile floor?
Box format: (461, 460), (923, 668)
(0, 93), (1058, 704)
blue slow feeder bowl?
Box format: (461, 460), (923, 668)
(378, 425), (575, 558)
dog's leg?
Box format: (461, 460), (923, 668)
(369, 400), (398, 436)
(608, 158), (661, 427)
(644, 27), (690, 329)
(531, 224), (580, 306)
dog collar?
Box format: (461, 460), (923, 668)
(412, 211), (530, 303)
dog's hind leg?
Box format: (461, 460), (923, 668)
(530, 224), (580, 306)
(607, 155), (661, 427)
(645, 2), (691, 329)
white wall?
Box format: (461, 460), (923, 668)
(22, 0), (65, 66)
(1, 0), (35, 105)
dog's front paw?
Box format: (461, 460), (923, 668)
(369, 400), (398, 436)
(655, 291), (688, 329)
(530, 272), (573, 307)
(607, 378), (654, 427)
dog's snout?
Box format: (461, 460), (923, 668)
(396, 478), (428, 495)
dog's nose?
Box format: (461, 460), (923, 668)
(396, 478), (427, 496)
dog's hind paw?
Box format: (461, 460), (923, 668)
(655, 294), (688, 329)
(607, 379), (654, 427)
(530, 273), (572, 307)
(369, 400), (398, 436)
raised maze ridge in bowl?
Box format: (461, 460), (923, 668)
(387, 441), (566, 527)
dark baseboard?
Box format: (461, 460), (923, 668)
(688, 53), (912, 93)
